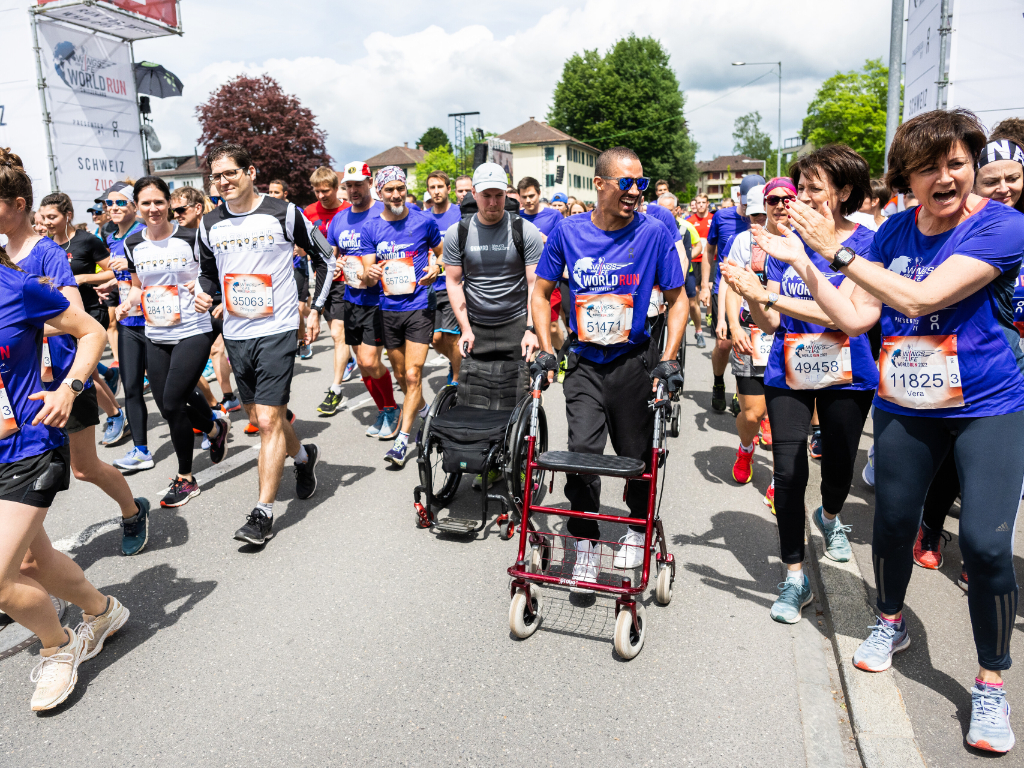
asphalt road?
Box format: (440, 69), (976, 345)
(0, 330), (858, 767)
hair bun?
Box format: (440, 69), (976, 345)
(0, 147), (25, 170)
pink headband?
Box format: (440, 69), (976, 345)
(763, 177), (796, 197)
(375, 166), (406, 195)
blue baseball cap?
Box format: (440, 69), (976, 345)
(551, 192), (568, 203)
(739, 175), (766, 204)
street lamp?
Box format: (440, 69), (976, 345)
(732, 61), (782, 178)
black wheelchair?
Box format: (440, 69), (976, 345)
(413, 358), (548, 538)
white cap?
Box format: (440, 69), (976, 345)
(341, 161), (372, 183)
(472, 162), (508, 193)
(745, 184), (766, 217)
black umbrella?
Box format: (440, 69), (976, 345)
(133, 61), (183, 98)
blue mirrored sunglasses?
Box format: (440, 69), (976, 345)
(598, 176), (650, 192)
(104, 199), (129, 207)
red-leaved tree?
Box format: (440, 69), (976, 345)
(196, 74), (331, 205)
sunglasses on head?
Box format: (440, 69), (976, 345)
(765, 195), (793, 207)
(599, 176), (651, 192)
(104, 199), (129, 208)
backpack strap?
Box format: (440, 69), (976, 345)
(510, 214), (525, 261)
(458, 215), (471, 259)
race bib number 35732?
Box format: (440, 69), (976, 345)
(783, 332), (853, 389)
(225, 274), (274, 319)
(0, 371), (18, 440)
(142, 285), (182, 327)
(381, 257), (416, 296)
(877, 335), (964, 410)
(576, 294), (633, 346)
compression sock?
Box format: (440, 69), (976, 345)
(256, 501), (274, 519)
(376, 370), (397, 409)
(97, 362), (109, 375)
(293, 445), (309, 464)
(363, 377), (384, 410)
(714, 374), (724, 386)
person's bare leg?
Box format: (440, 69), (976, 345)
(247, 404), (301, 504)
(388, 346), (409, 397)
(197, 376), (218, 408)
(736, 393), (766, 447)
(211, 335), (232, 399)
(20, 527), (107, 617)
(329, 319), (350, 387)
(297, 302), (309, 349)
(688, 296), (704, 334)
(69, 428), (137, 518)
(356, 344), (386, 379)
(91, 371), (120, 418)
(398, 341), (429, 435)
(712, 339), (731, 377)
(106, 309), (119, 364)
(0, 501), (70, 648)
(432, 331), (460, 382)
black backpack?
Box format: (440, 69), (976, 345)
(456, 211), (525, 262)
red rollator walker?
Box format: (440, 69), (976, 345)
(507, 372), (676, 660)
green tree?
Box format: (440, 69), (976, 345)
(547, 35), (698, 191)
(802, 58), (896, 176)
(418, 126), (449, 152)
(412, 143), (459, 202)
(733, 111), (773, 162)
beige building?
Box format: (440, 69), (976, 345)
(498, 118), (598, 204)
(366, 142), (427, 191)
(695, 155), (767, 202)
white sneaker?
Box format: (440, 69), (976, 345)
(862, 444), (875, 488)
(30, 627), (86, 711)
(614, 528), (646, 569)
(571, 539), (599, 593)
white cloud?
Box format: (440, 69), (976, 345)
(135, 0), (893, 167)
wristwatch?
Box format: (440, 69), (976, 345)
(525, 325), (536, 333)
(763, 292), (780, 310)
(830, 246), (857, 272)
(62, 377), (84, 396)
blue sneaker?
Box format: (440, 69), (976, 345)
(101, 410), (129, 445)
(143, 375), (150, 393)
(862, 444), (875, 487)
(446, 363), (454, 386)
(385, 441), (409, 468)
(378, 406), (401, 440)
(121, 498), (150, 556)
(770, 575), (813, 624)
(854, 616), (910, 672)
(114, 446), (154, 472)
(366, 410), (387, 437)
(103, 366), (120, 396)
(342, 359), (357, 381)
(220, 396), (241, 413)
(967, 681), (1015, 753)
(812, 506), (853, 562)
(203, 359), (216, 381)
(299, 343), (314, 360)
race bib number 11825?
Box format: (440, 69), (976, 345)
(877, 335), (964, 410)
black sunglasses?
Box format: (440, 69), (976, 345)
(598, 176), (650, 192)
(172, 205), (193, 216)
(765, 195), (794, 207)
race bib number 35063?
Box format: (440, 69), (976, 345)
(576, 294), (633, 346)
(877, 335), (964, 410)
(225, 274), (274, 319)
(381, 257), (416, 296)
(783, 332), (853, 389)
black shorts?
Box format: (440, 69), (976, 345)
(0, 444), (71, 508)
(432, 291), (459, 334)
(710, 292), (731, 340)
(65, 385), (100, 434)
(87, 305), (110, 330)
(692, 264), (704, 289)
(323, 281), (347, 323)
(211, 308), (224, 338)
(294, 266), (310, 304)
(684, 269), (697, 299)
(736, 375), (765, 397)
(224, 329), (296, 406)
(383, 308), (435, 349)
(344, 301), (384, 347)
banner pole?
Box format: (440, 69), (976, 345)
(30, 9), (59, 191)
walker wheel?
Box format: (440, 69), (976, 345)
(613, 603), (647, 660)
(498, 514), (515, 541)
(509, 588), (543, 639)
(529, 545), (546, 574)
(655, 566), (673, 605)
(669, 403), (681, 438)
(414, 503), (431, 529)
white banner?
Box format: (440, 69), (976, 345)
(903, 0), (943, 121)
(947, 0), (1024, 131)
(36, 18), (144, 218)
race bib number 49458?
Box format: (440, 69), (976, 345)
(381, 257), (416, 296)
(783, 332), (853, 389)
(225, 274), (274, 319)
(877, 335), (964, 410)
(576, 294), (633, 346)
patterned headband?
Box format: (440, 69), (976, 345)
(978, 140), (1024, 169)
(375, 166), (406, 195)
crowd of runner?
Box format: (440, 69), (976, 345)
(2, 106), (1023, 755)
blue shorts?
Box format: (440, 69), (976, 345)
(684, 267), (697, 299)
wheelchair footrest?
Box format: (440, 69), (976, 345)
(435, 516), (479, 534)
(535, 451), (645, 478)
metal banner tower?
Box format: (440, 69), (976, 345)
(448, 111), (479, 175)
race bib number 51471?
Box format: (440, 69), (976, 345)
(877, 335), (964, 410)
(575, 294), (633, 346)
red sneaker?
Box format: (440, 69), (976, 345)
(764, 479), (776, 514)
(759, 417), (772, 447)
(244, 422), (259, 435)
(913, 525), (949, 570)
(732, 445), (754, 484)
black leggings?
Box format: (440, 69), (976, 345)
(765, 386), (874, 564)
(922, 445), (961, 533)
(117, 323), (148, 447)
(873, 408), (1024, 671)
(146, 332), (216, 475)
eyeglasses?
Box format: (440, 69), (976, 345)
(171, 205), (192, 216)
(104, 199), (129, 207)
(598, 176), (650, 192)
(765, 195), (793, 207)
(209, 167), (247, 184)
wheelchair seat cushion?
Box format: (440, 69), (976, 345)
(431, 406), (515, 474)
(535, 451), (646, 478)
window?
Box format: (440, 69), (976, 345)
(574, 174), (581, 188)
(545, 173), (555, 188)
(544, 146), (554, 161)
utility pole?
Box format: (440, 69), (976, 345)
(936, 0), (952, 110)
(885, 0), (906, 172)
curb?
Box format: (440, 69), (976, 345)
(807, 514), (927, 768)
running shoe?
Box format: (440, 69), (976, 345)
(812, 506), (853, 562)
(201, 435), (211, 450)
(732, 445), (754, 484)
(958, 567), (969, 592)
(570, 539), (599, 593)
(853, 616), (910, 672)
(100, 410), (128, 445)
(143, 375), (150, 393)
(729, 393), (741, 417)
(967, 681), (1015, 753)
(613, 528), (646, 569)
(764, 479), (776, 514)
(102, 366), (120, 397)
(366, 410), (387, 437)
(75, 596), (129, 662)
(385, 441), (409, 468)
(121, 498), (150, 556)
(220, 396), (241, 413)
(378, 406), (401, 440)
(711, 382), (726, 412)
(446, 363), (454, 386)
(234, 509), (274, 546)
(202, 359), (216, 381)
(317, 389), (345, 416)
(298, 343), (313, 360)
(770, 575), (812, 624)
(759, 417), (772, 448)
(862, 444), (875, 487)
(160, 476), (200, 508)
(694, 332), (706, 349)
(244, 422), (260, 435)
(208, 418), (229, 464)
(556, 356), (567, 384)
(808, 429), (822, 459)
(472, 468), (502, 489)
(342, 359), (357, 381)
(913, 524), (950, 570)
(294, 444), (319, 499)
(30, 627), (86, 711)
(114, 446), (154, 472)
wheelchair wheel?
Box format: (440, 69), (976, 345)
(418, 385), (462, 509)
(506, 398), (547, 510)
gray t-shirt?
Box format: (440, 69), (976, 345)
(443, 212), (543, 326)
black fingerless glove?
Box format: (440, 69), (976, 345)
(652, 359), (683, 393)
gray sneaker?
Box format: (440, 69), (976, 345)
(770, 575), (812, 624)
(853, 616), (910, 672)
(967, 681), (1015, 753)
(812, 506), (852, 562)
(694, 332), (707, 349)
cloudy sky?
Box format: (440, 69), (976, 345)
(135, 0), (895, 166)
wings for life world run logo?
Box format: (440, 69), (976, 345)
(888, 254), (935, 281)
(52, 40), (128, 97)
(572, 257), (639, 293)
(782, 265), (842, 299)
(377, 241), (416, 260)
(792, 338), (843, 359)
